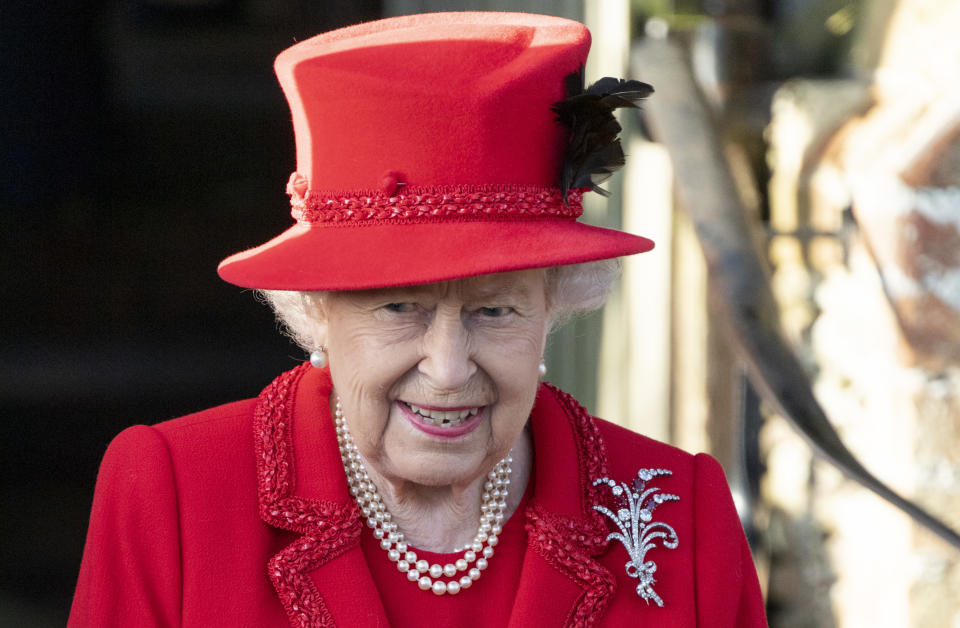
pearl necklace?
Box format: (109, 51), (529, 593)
(334, 396), (511, 596)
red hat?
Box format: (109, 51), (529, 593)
(217, 12), (654, 291)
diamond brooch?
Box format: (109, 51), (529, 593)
(592, 468), (679, 607)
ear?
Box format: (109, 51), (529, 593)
(303, 293), (330, 349)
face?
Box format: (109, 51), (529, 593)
(317, 269), (548, 489)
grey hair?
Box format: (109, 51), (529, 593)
(543, 258), (620, 330)
(257, 259), (621, 352)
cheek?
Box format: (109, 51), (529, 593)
(331, 323), (407, 387)
(483, 320), (546, 368)
(483, 325), (546, 419)
(328, 329), (408, 441)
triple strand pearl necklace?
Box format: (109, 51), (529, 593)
(334, 396), (512, 596)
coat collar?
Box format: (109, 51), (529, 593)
(513, 384), (617, 627)
(255, 364), (616, 627)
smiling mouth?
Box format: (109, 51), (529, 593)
(404, 402), (481, 427)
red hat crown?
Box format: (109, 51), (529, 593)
(278, 12), (589, 192)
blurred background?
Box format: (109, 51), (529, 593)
(2, 0), (958, 625)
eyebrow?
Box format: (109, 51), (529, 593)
(354, 285), (434, 300)
(461, 276), (533, 301)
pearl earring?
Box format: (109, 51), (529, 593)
(310, 346), (328, 369)
(538, 362), (547, 377)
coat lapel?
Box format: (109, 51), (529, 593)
(255, 364), (389, 627)
(508, 385), (617, 628)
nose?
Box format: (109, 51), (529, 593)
(418, 310), (476, 392)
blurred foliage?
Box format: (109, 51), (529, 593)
(632, 0), (862, 77)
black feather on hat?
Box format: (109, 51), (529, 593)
(552, 67), (654, 203)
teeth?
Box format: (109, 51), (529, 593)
(406, 404), (481, 427)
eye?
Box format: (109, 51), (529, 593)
(479, 306), (511, 318)
(384, 302), (416, 313)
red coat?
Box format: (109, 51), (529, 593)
(70, 364), (767, 627)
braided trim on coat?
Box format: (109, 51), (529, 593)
(542, 382), (613, 546)
(524, 384), (618, 626)
(255, 364), (362, 627)
(526, 505), (617, 627)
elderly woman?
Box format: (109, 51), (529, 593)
(70, 12), (766, 628)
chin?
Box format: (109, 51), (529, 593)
(394, 453), (488, 488)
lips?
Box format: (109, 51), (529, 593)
(399, 401), (486, 438)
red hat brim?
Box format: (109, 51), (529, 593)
(217, 219), (654, 291)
